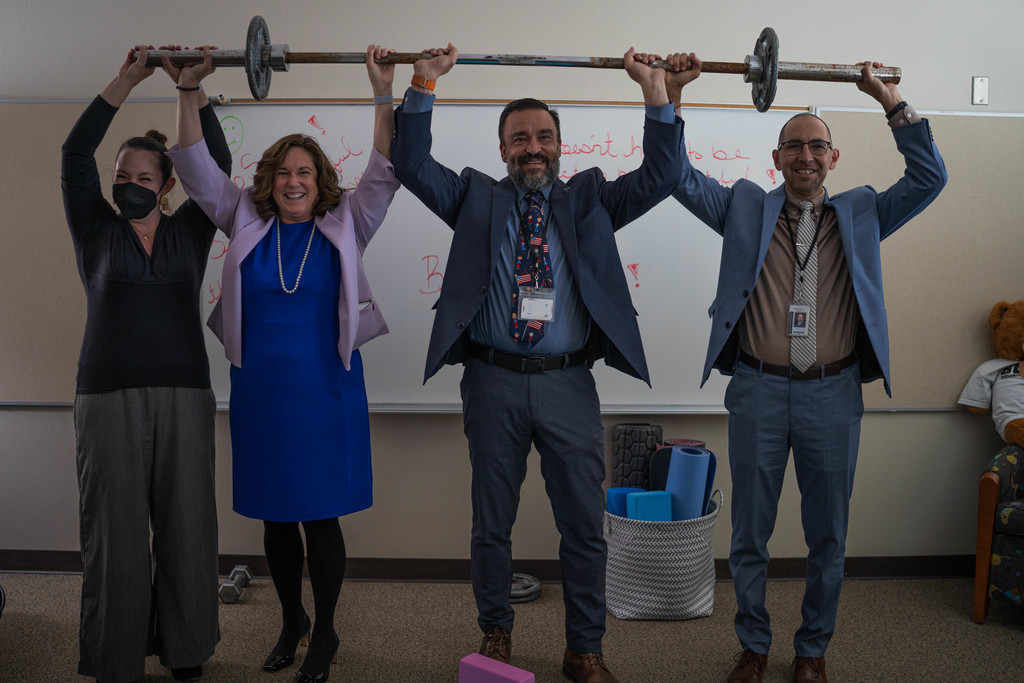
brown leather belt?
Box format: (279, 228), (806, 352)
(468, 343), (587, 374)
(739, 350), (856, 380)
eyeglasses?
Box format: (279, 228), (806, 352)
(778, 139), (833, 157)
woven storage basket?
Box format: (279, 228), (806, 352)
(604, 490), (722, 620)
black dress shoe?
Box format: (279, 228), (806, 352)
(171, 665), (203, 681)
(263, 614), (312, 673)
(293, 634), (339, 683)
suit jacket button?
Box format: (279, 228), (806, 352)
(724, 322), (732, 329)
(480, 286), (488, 294)
(742, 290), (750, 297)
(457, 321), (466, 329)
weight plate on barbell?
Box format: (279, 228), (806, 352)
(245, 15), (272, 100)
(751, 27), (779, 112)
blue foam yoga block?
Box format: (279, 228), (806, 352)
(626, 490), (672, 521)
(606, 486), (646, 517)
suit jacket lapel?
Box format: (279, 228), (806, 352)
(758, 186), (788, 270)
(491, 179), (516, 267)
(824, 190), (855, 267)
(548, 181), (577, 269)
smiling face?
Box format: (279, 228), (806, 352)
(772, 114), (840, 201)
(113, 148), (173, 199)
(272, 147), (319, 223)
(500, 108), (561, 191)
(220, 115), (243, 154)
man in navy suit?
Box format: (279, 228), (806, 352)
(391, 45), (685, 683)
(664, 53), (946, 683)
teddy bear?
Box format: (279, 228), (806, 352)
(958, 300), (1024, 448)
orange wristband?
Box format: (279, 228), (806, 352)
(411, 74), (436, 92)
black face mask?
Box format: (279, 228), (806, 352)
(112, 182), (159, 220)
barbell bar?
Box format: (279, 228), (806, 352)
(140, 16), (901, 111)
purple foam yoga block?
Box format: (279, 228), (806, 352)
(458, 653), (535, 683)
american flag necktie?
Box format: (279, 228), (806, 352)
(510, 190), (552, 346)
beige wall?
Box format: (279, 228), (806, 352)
(0, 406), (1005, 560)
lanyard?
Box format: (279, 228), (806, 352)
(784, 206), (823, 272)
(512, 196), (550, 282)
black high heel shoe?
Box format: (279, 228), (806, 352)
(262, 614), (312, 673)
(293, 634), (339, 683)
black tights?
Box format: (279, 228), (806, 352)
(263, 518), (345, 673)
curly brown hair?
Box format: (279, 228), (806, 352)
(250, 134), (343, 220)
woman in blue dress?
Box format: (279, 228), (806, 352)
(168, 46), (400, 682)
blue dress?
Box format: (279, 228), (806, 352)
(229, 218), (372, 522)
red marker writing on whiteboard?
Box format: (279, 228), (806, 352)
(626, 263), (639, 288)
(308, 114), (326, 135)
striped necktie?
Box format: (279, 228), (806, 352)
(790, 200), (817, 372)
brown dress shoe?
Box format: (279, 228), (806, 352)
(727, 649), (767, 683)
(479, 626), (511, 664)
(562, 648), (618, 683)
(793, 656), (827, 682)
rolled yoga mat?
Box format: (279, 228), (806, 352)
(664, 446), (717, 520)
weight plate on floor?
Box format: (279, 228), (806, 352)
(510, 572), (542, 603)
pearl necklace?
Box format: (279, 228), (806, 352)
(276, 215), (317, 294)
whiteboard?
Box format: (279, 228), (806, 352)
(204, 102), (794, 412)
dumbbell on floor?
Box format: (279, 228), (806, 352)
(218, 564), (253, 604)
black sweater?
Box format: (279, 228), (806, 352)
(61, 96), (232, 393)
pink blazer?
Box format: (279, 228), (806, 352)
(168, 139), (400, 370)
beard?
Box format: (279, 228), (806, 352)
(507, 154), (559, 191)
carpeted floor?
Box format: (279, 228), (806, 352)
(0, 574), (1021, 681)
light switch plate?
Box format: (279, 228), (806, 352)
(972, 77), (989, 105)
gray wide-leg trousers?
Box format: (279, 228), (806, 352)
(75, 387), (219, 682)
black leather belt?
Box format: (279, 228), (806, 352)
(468, 344), (587, 374)
(739, 350), (856, 380)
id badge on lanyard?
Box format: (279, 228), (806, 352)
(518, 285), (556, 322)
(788, 303), (810, 337)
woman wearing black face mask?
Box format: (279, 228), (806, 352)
(61, 45), (231, 683)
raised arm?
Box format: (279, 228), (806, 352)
(661, 51), (735, 233)
(366, 44), (396, 158)
(591, 48), (685, 229)
(157, 45), (230, 175)
(856, 60), (903, 114)
(63, 46), (156, 243)
(170, 47), (215, 151)
(99, 44), (156, 107)
(390, 44), (469, 228)
(623, 47), (671, 106)
(664, 51), (702, 110)
(857, 62), (947, 237)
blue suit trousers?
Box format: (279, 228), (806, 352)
(460, 358), (607, 654)
(725, 360), (863, 657)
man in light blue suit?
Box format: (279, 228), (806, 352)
(664, 53), (946, 683)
